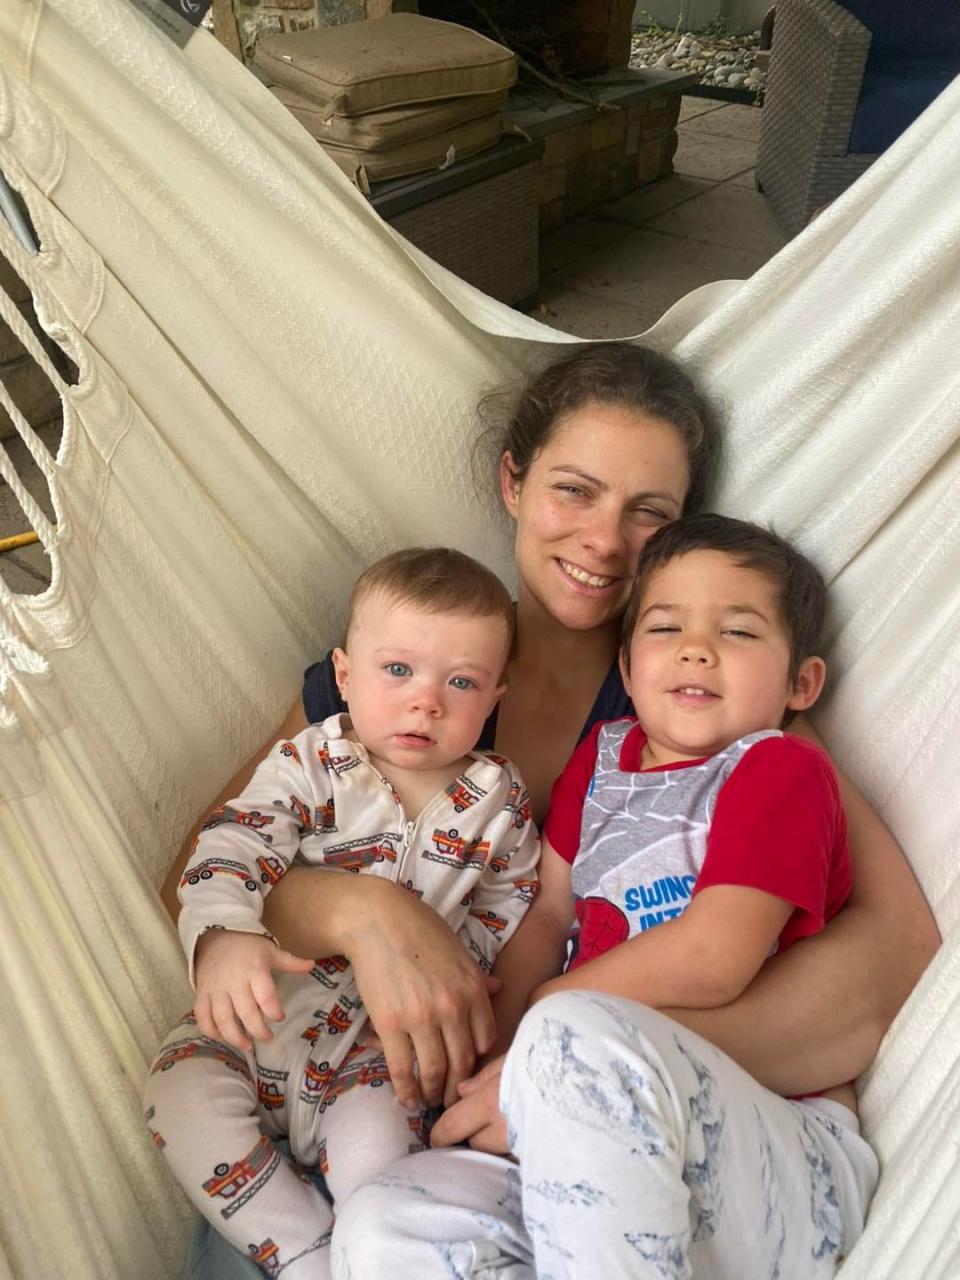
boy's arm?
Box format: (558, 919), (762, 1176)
(534, 884), (792, 1009)
(487, 839), (576, 1057)
(178, 733), (313, 981)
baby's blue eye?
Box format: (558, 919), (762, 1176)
(386, 662), (412, 677)
(449, 676), (477, 691)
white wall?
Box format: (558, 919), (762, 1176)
(634, 0), (770, 35)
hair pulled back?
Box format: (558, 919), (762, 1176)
(484, 342), (722, 515)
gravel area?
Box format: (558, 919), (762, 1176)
(630, 22), (767, 97)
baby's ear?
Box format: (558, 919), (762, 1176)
(331, 647), (350, 701)
(786, 656), (826, 712)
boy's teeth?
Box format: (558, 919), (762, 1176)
(679, 687), (708, 696)
(561, 560), (614, 588)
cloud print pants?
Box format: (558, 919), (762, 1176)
(332, 992), (878, 1280)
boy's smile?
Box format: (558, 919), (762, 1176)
(621, 550), (824, 768)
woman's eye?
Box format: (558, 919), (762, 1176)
(385, 662), (412, 677)
(449, 676), (477, 691)
(631, 507), (668, 523)
(555, 483), (588, 498)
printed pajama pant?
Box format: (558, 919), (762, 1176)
(331, 992), (879, 1280)
(144, 1019), (428, 1279)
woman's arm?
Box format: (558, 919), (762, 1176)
(162, 695), (499, 1108)
(666, 734), (940, 1095)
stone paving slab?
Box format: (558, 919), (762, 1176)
(531, 286), (661, 341)
(549, 225), (763, 313)
(594, 174), (714, 228)
(678, 103), (762, 142)
(672, 128), (756, 182)
(539, 214), (633, 274)
(678, 98), (723, 122)
(644, 180), (788, 255)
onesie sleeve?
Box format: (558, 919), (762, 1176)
(694, 735), (851, 944)
(177, 730), (319, 985)
(543, 721), (604, 864)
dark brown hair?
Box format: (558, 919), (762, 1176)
(347, 547), (514, 655)
(481, 342), (723, 515)
(621, 514), (827, 679)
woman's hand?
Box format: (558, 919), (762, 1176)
(339, 879), (500, 1111)
(430, 1054), (511, 1155)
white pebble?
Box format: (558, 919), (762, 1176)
(655, 53), (673, 67)
(727, 72), (745, 87)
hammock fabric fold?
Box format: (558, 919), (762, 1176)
(0, 1), (957, 1275)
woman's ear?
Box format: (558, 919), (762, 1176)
(331, 647), (350, 702)
(499, 452), (522, 518)
(786, 656), (826, 713)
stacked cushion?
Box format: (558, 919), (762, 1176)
(257, 14), (516, 185)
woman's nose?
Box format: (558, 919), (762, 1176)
(581, 507), (627, 559)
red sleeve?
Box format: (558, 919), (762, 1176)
(543, 721), (604, 864)
(694, 735), (851, 947)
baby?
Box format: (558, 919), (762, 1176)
(144, 547), (538, 1279)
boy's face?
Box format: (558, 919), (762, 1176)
(331, 592), (510, 774)
(620, 550), (825, 766)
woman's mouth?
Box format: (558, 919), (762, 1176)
(557, 558), (618, 591)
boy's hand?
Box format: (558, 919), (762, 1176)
(193, 929), (314, 1052)
(430, 1054), (512, 1155)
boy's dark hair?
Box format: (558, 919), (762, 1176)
(480, 342), (723, 516)
(347, 546), (514, 654)
(621, 514), (827, 680)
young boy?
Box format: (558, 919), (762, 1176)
(489, 510), (850, 1039)
(330, 514), (878, 1280)
(144, 548), (538, 1280)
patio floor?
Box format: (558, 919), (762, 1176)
(0, 95), (788, 594)
(529, 95), (788, 337)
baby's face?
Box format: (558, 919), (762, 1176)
(332, 592), (509, 774)
(621, 550), (817, 766)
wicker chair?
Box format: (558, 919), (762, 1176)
(757, 0), (960, 234)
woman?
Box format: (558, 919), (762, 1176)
(163, 343), (937, 1278)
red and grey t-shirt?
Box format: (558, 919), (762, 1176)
(544, 718), (851, 971)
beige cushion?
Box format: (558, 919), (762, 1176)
(321, 113), (503, 184)
(271, 85), (509, 148)
(255, 14), (516, 117)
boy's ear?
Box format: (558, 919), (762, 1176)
(331, 647), (350, 702)
(786, 656), (826, 713)
(618, 648), (632, 700)
(499, 452), (522, 518)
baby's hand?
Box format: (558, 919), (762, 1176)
(193, 929), (314, 1052)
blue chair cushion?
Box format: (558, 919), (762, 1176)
(842, 1), (960, 58)
(850, 60), (957, 152)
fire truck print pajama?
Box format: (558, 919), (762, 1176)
(144, 713), (538, 1280)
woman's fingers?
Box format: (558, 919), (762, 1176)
(379, 1029), (420, 1112)
(409, 1024), (447, 1108)
(467, 993), (498, 1060)
(440, 1019), (477, 1108)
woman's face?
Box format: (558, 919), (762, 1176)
(501, 399), (690, 633)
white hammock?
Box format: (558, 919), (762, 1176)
(0, 1), (957, 1275)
